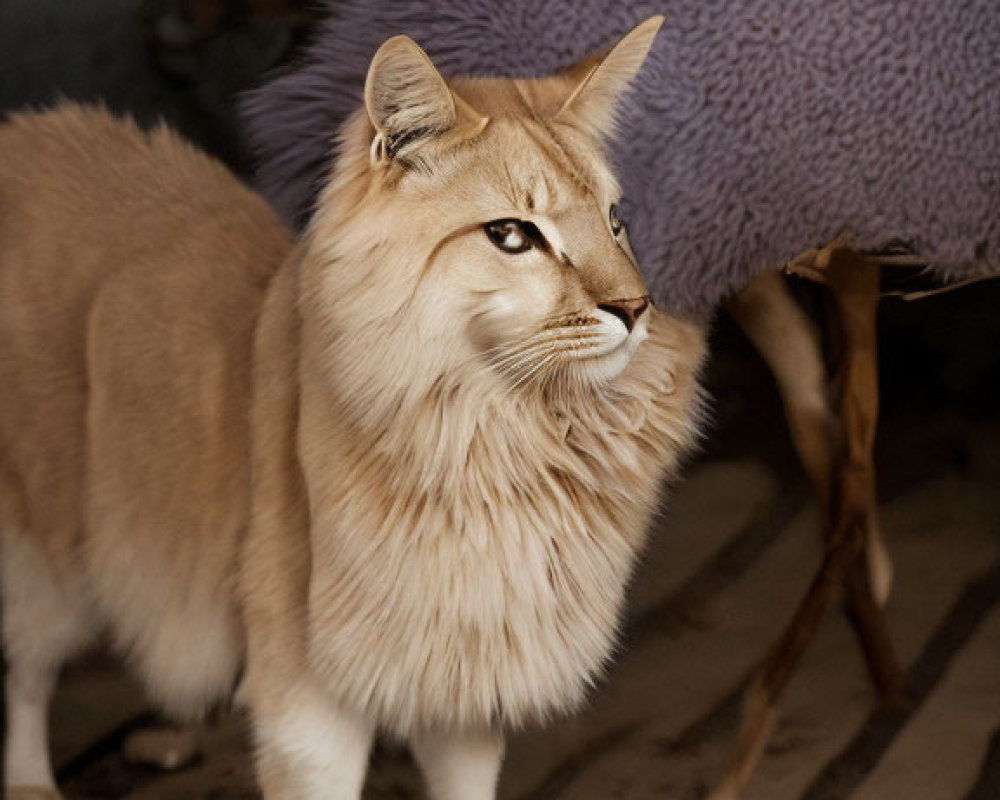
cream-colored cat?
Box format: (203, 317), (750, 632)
(0, 18), (704, 799)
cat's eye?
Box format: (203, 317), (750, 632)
(609, 203), (625, 237)
(484, 219), (535, 254)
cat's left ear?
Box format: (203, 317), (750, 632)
(365, 35), (487, 165)
(556, 15), (663, 139)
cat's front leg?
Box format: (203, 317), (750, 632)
(411, 728), (505, 800)
(252, 683), (374, 800)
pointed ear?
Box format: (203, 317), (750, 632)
(556, 15), (664, 139)
(364, 35), (486, 164)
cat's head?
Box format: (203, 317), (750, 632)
(302, 18), (664, 405)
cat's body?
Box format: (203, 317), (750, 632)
(0, 104), (288, 718)
(0, 106), (291, 797)
(1, 22), (705, 800)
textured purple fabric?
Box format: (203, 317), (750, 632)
(241, 0), (1000, 314)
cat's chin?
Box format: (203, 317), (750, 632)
(583, 325), (648, 383)
(586, 347), (633, 383)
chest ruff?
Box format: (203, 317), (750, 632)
(298, 313), (704, 736)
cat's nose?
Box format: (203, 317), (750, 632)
(598, 296), (649, 333)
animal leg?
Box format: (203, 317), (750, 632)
(711, 253), (904, 799)
(411, 728), (505, 800)
(2, 533), (97, 800)
(728, 267), (894, 604)
(825, 251), (905, 704)
(726, 268), (834, 505)
(251, 682), (374, 800)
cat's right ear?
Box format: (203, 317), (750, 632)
(555, 16), (663, 140)
(364, 36), (487, 167)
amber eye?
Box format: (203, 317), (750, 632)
(609, 203), (625, 237)
(484, 219), (535, 254)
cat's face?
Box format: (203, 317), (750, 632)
(310, 19), (663, 396)
(393, 108), (650, 386)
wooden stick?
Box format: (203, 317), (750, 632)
(825, 251), (906, 705)
(709, 251), (905, 799)
(707, 527), (865, 800)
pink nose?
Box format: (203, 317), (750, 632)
(598, 296), (649, 333)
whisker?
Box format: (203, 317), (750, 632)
(504, 352), (541, 391)
(460, 320), (610, 395)
(506, 347), (554, 392)
(492, 349), (538, 375)
(509, 351), (557, 394)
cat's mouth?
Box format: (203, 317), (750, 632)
(579, 314), (648, 381)
(489, 313), (647, 389)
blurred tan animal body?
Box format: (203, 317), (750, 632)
(0, 19), (704, 799)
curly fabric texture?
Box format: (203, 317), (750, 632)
(242, 0), (1000, 314)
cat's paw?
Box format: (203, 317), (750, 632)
(5, 786), (66, 800)
(122, 725), (202, 771)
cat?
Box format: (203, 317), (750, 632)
(0, 18), (704, 799)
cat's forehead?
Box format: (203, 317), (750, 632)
(474, 116), (620, 214)
(447, 74), (619, 200)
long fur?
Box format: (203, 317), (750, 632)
(242, 0), (1000, 314)
(250, 62), (708, 736)
(0, 32), (704, 796)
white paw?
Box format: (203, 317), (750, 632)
(122, 725), (202, 771)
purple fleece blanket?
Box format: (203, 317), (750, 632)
(242, 1), (1000, 314)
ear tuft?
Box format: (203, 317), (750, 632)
(364, 35), (482, 164)
(557, 15), (664, 139)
